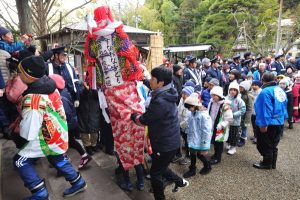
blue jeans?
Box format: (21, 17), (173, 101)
(14, 154), (78, 191)
(240, 127), (248, 140)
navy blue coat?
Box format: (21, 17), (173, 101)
(60, 89), (78, 131)
(201, 88), (211, 108)
(206, 67), (223, 86)
(271, 61), (286, 75)
(295, 58), (300, 70)
(139, 87), (181, 152)
(230, 63), (241, 72)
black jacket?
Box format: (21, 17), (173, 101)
(172, 74), (182, 105)
(77, 88), (101, 133)
(139, 85), (181, 152)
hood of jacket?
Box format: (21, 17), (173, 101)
(23, 75), (56, 96)
(151, 83), (178, 103)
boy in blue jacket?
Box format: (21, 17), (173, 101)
(131, 67), (189, 200)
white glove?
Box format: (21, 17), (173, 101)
(74, 100), (80, 108)
(0, 89), (4, 97)
(216, 124), (223, 131)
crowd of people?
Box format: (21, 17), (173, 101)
(0, 20), (299, 200)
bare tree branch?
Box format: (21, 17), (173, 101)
(46, 0), (56, 16)
(49, 0), (92, 30)
(0, 13), (17, 32)
(47, 9), (59, 22)
(0, 0), (19, 27)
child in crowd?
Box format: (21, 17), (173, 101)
(226, 81), (246, 155)
(14, 56), (86, 199)
(279, 77), (294, 130)
(250, 80), (262, 144)
(174, 86), (194, 165)
(208, 86), (233, 165)
(238, 81), (253, 147)
(292, 72), (300, 122)
(183, 93), (212, 178)
(77, 83), (101, 156)
(201, 78), (219, 108)
(49, 74), (92, 170)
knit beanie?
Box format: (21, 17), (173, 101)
(279, 77), (290, 87)
(184, 93), (202, 107)
(0, 26), (10, 36)
(239, 80), (251, 91)
(252, 80), (262, 87)
(183, 80), (196, 88)
(49, 74), (65, 90)
(228, 81), (240, 94)
(210, 86), (224, 98)
(209, 78), (220, 86)
(19, 56), (46, 81)
(182, 86), (194, 96)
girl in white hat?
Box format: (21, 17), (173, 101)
(182, 93), (213, 178)
(208, 86), (233, 164)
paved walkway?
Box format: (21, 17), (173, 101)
(1, 123), (300, 200)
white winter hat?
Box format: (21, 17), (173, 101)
(210, 86), (224, 98)
(239, 80), (251, 91)
(184, 93), (202, 107)
(228, 81), (240, 93)
(279, 77), (291, 86)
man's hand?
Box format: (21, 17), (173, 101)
(259, 126), (268, 133)
(74, 100), (80, 108)
(130, 113), (138, 123)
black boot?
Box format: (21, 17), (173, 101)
(272, 152), (278, 169)
(198, 155), (211, 175)
(288, 123), (293, 129)
(253, 157), (272, 169)
(183, 166), (196, 178)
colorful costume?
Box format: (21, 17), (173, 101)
(84, 6), (145, 170)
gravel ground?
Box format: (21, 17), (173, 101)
(159, 124), (300, 200)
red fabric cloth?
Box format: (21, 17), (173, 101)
(292, 82), (300, 119)
(104, 81), (145, 170)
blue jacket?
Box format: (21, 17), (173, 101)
(139, 85), (181, 152)
(295, 58), (300, 70)
(187, 110), (212, 151)
(0, 69), (5, 89)
(201, 88), (211, 108)
(60, 89), (78, 131)
(206, 67), (223, 86)
(227, 95), (246, 126)
(253, 70), (265, 81)
(0, 40), (24, 53)
(271, 61), (286, 75)
(230, 63), (241, 72)
(255, 82), (288, 127)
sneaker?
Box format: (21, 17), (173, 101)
(24, 187), (49, 200)
(85, 146), (94, 156)
(136, 181), (145, 191)
(237, 139), (245, 147)
(252, 138), (257, 144)
(78, 155), (92, 170)
(199, 167), (211, 175)
(183, 170), (196, 179)
(179, 157), (190, 165)
(226, 145), (231, 150)
(172, 178), (189, 192)
(63, 177), (87, 197)
(120, 181), (133, 192)
(227, 147), (236, 155)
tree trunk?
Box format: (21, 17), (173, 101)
(16, 0), (33, 34)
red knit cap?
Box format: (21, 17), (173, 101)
(49, 74), (65, 90)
